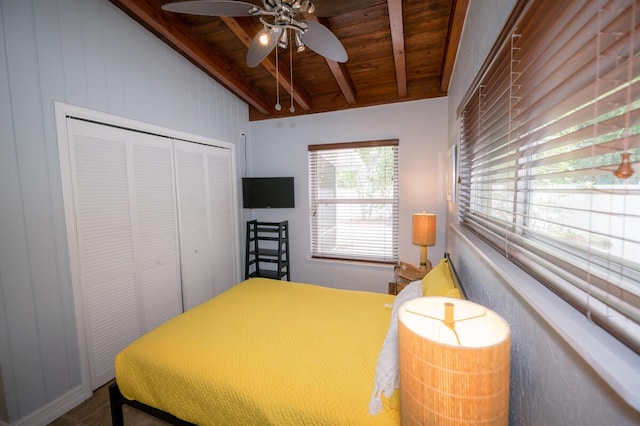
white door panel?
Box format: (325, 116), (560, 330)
(174, 142), (213, 310)
(130, 133), (182, 331)
(67, 119), (140, 389)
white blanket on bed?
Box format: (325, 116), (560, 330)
(369, 280), (423, 415)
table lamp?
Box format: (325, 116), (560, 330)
(412, 212), (436, 270)
(398, 297), (511, 425)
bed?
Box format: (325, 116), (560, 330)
(110, 255), (463, 425)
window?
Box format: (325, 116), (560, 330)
(458, 0), (640, 352)
(308, 140), (399, 263)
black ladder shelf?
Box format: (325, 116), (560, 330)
(245, 220), (290, 281)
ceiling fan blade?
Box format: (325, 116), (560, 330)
(300, 20), (348, 63)
(161, 0), (256, 16)
(247, 29), (278, 68)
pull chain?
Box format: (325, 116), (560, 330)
(289, 30), (295, 113)
(275, 33), (281, 111)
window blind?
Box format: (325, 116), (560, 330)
(459, 0), (640, 352)
(308, 140), (399, 263)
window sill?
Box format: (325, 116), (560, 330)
(305, 256), (395, 270)
(452, 224), (640, 413)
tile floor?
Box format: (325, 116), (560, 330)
(48, 381), (169, 426)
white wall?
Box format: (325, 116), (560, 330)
(248, 98), (448, 292)
(446, 0), (640, 424)
(0, 0), (248, 423)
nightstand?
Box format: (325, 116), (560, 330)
(388, 281), (409, 295)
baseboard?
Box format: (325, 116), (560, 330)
(8, 384), (90, 426)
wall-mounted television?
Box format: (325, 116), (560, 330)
(242, 177), (295, 209)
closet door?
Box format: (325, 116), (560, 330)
(67, 119), (181, 389)
(68, 119), (140, 389)
(130, 132), (183, 331)
(174, 140), (237, 310)
(206, 147), (238, 293)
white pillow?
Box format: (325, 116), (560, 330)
(368, 280), (423, 415)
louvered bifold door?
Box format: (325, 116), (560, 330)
(129, 132), (183, 332)
(174, 140), (215, 310)
(67, 119), (141, 389)
(206, 146), (237, 294)
(174, 140), (238, 311)
(67, 119), (182, 389)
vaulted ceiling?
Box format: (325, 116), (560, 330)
(109, 0), (468, 121)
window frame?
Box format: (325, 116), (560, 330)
(308, 140), (400, 264)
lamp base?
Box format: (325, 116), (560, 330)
(419, 246), (432, 271)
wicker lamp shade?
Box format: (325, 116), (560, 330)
(398, 297), (511, 425)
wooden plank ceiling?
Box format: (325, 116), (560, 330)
(110, 0), (468, 121)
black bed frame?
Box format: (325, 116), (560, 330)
(445, 252), (467, 299)
(108, 253), (465, 425)
(109, 381), (195, 426)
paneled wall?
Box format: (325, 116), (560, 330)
(0, 0), (248, 423)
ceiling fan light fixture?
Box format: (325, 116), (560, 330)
(295, 31), (305, 52)
(305, 1), (315, 14)
(162, 0), (347, 114)
(278, 29), (289, 49)
(614, 152), (635, 179)
(259, 31), (270, 46)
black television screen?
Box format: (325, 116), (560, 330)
(242, 177), (295, 209)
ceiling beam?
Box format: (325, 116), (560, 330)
(387, 0), (407, 98)
(441, 0), (469, 93)
(109, 0), (272, 115)
(326, 60), (357, 104)
(304, 14), (357, 105)
(220, 17), (313, 111)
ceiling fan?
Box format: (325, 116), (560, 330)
(161, 0), (348, 68)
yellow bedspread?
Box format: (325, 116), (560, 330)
(115, 278), (400, 425)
